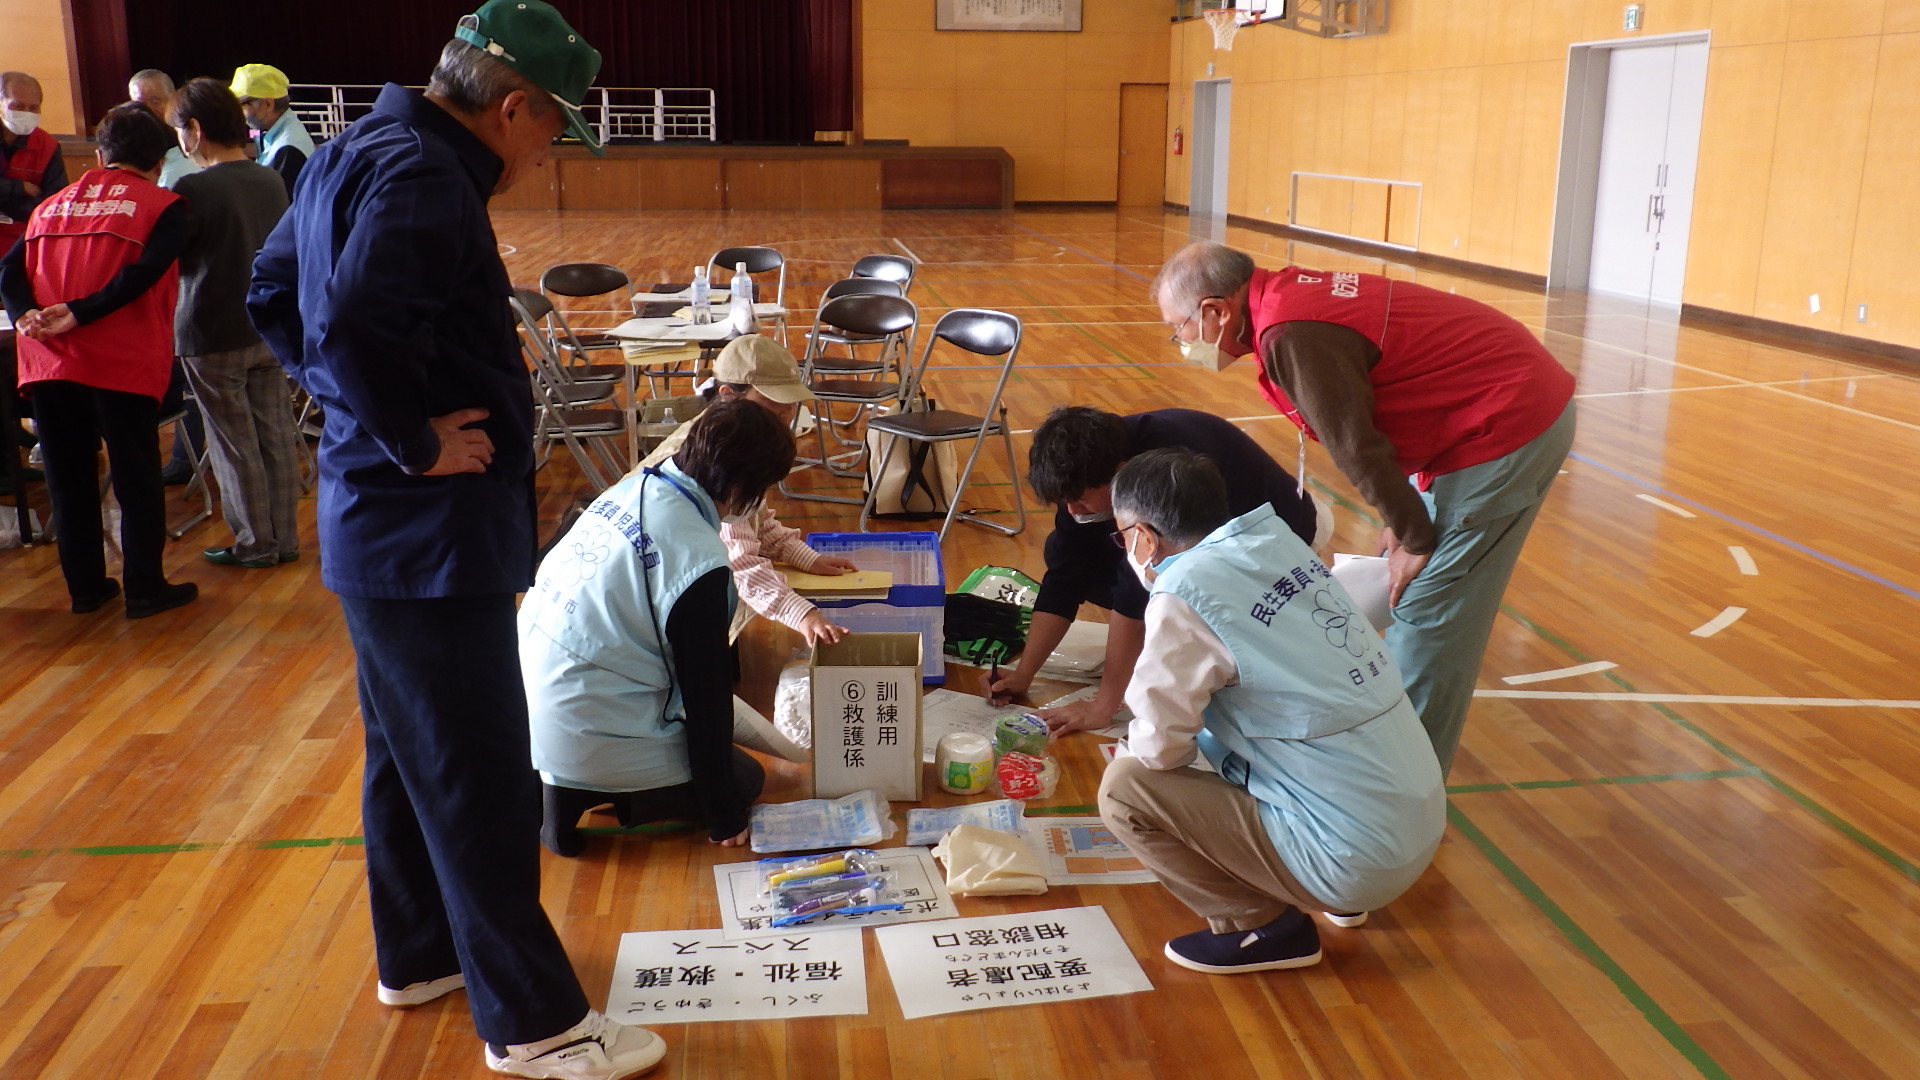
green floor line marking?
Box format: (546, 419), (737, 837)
(1306, 476), (1380, 528)
(997, 279), (1153, 375)
(1023, 804), (1097, 816)
(1500, 604), (1920, 886)
(1447, 802), (1733, 1080)
(1445, 767), (1759, 795)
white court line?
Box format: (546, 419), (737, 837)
(1477, 690), (1920, 708)
(1502, 661), (1619, 685)
(1636, 494), (1698, 518)
(1573, 373), (1881, 401)
(891, 237), (924, 264)
(1729, 546), (1759, 576)
(1690, 606), (1748, 637)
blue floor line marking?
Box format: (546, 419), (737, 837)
(1567, 452), (1920, 604)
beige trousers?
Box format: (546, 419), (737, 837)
(1099, 754), (1336, 934)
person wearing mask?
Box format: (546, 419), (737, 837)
(128, 70), (202, 189)
(0, 71), (67, 254)
(168, 77), (298, 568)
(635, 334), (857, 647)
(229, 64), (314, 196)
(524, 400), (798, 857)
(247, 4), (667, 1076)
(984, 405), (1324, 735)
(1098, 449), (1444, 974)
(0, 104), (198, 618)
(1155, 240), (1576, 776)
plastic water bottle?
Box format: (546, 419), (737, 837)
(730, 261), (755, 306)
(689, 266), (710, 324)
(728, 262), (758, 335)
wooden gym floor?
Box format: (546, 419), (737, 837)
(2, 206), (1918, 1079)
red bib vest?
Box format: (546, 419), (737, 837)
(0, 127), (59, 250)
(1248, 266), (1574, 487)
(17, 167), (181, 401)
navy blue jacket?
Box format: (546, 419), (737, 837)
(249, 85), (536, 598)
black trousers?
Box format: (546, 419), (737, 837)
(30, 379), (167, 600)
(338, 593), (589, 1046)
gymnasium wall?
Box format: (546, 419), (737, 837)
(5, 0), (80, 135)
(1164, 1), (1920, 350)
(861, 0), (1169, 201)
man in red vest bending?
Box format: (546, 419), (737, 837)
(0, 71), (68, 253)
(1153, 241), (1575, 777)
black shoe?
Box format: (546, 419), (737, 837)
(542, 782), (612, 858)
(126, 581), (198, 619)
(158, 461), (193, 486)
(278, 551), (300, 564)
(71, 578), (122, 614)
(1163, 908), (1323, 974)
(202, 546), (278, 569)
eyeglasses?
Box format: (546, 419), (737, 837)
(1110, 522), (1153, 549)
(1167, 297), (1224, 344)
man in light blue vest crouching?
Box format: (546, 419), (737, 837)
(1098, 448), (1446, 974)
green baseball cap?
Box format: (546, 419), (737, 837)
(455, 0), (604, 155)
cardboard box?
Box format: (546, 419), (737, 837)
(810, 633), (924, 801)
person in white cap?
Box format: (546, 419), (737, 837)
(637, 334), (858, 647)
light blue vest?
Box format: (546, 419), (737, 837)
(157, 146), (201, 190)
(1153, 505), (1446, 911)
(259, 108), (315, 171)
(519, 460), (736, 791)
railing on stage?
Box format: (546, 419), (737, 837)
(288, 84), (719, 145)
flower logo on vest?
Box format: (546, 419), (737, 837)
(1310, 589), (1368, 657)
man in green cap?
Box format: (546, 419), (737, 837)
(248, 5), (655, 1079)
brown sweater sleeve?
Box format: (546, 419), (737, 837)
(1260, 320), (1437, 555)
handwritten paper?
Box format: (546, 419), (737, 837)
(875, 905), (1151, 1019)
(606, 928), (866, 1023)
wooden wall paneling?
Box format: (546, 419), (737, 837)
(556, 158), (637, 212)
(1233, 85), (1270, 218)
(1785, 0), (1885, 41)
(1366, 69), (1410, 183)
(724, 159), (808, 210)
(800, 159), (882, 210)
(1386, 183), (1421, 247)
(1467, 63), (1527, 269)
(1426, 66), (1485, 259)
(61, 151), (95, 183)
(635, 159), (724, 211)
(880, 157), (1006, 209)
(491, 156), (558, 211)
(1751, 36), (1879, 330)
(1351, 181), (1390, 244)
(1117, 83), (1169, 207)
(1843, 33), (1920, 349)
(1338, 74), (1375, 178)
(1511, 59), (1568, 277)
(1683, 44), (1786, 315)
(1398, 67), (1446, 251)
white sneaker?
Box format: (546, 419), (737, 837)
(1324, 911), (1369, 928)
(485, 1010), (666, 1080)
(378, 973), (466, 1007)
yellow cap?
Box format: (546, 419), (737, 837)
(230, 64), (290, 100)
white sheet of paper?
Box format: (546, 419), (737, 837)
(875, 905), (1153, 1019)
(920, 688), (1018, 763)
(1037, 684), (1132, 739)
(1019, 817), (1158, 885)
(1035, 619), (1108, 681)
(1331, 553), (1393, 633)
(712, 846), (957, 939)
(609, 317), (729, 342)
(605, 928), (867, 1024)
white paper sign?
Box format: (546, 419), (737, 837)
(1331, 553), (1393, 632)
(605, 928), (866, 1024)
(712, 846), (957, 940)
(1021, 817), (1158, 885)
(920, 687), (1015, 763)
(813, 663), (921, 800)
(875, 905), (1152, 1019)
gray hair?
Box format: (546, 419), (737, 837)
(1151, 241), (1256, 310)
(129, 69), (175, 96)
(425, 39), (555, 117)
(0, 71), (42, 101)
(1110, 448), (1230, 547)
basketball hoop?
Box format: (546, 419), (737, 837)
(1203, 7), (1245, 51)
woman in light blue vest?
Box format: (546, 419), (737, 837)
(520, 400), (799, 857)
(1098, 449), (1446, 974)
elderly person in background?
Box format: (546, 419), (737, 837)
(1097, 448), (1443, 975)
(0, 71), (67, 254)
(128, 70), (202, 189)
(0, 105), (198, 618)
(229, 64), (314, 196)
(1155, 240), (1575, 776)
(168, 77), (298, 568)
(524, 400), (799, 858)
(247, 2), (665, 1076)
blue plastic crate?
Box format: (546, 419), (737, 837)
(804, 531), (945, 684)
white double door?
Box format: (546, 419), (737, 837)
(1588, 41), (1708, 306)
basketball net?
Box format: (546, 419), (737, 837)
(1204, 8), (1244, 51)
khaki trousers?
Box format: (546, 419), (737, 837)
(1099, 754), (1336, 934)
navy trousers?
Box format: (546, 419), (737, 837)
(338, 593), (589, 1046)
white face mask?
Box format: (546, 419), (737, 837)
(1070, 509), (1114, 525)
(1123, 528), (1157, 588)
(1177, 311), (1235, 373)
(3, 109), (41, 137)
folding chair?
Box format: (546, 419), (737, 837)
(784, 292), (918, 505)
(539, 262), (636, 369)
(803, 277), (907, 379)
(707, 245), (789, 341)
(858, 308), (1027, 541)
(512, 294), (629, 493)
(514, 289), (623, 387)
(850, 253), (915, 295)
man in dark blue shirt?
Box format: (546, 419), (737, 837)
(986, 406), (1324, 734)
(248, 4), (665, 1078)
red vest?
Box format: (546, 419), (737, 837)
(0, 127), (59, 250)
(1248, 266), (1574, 487)
(17, 168), (180, 401)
